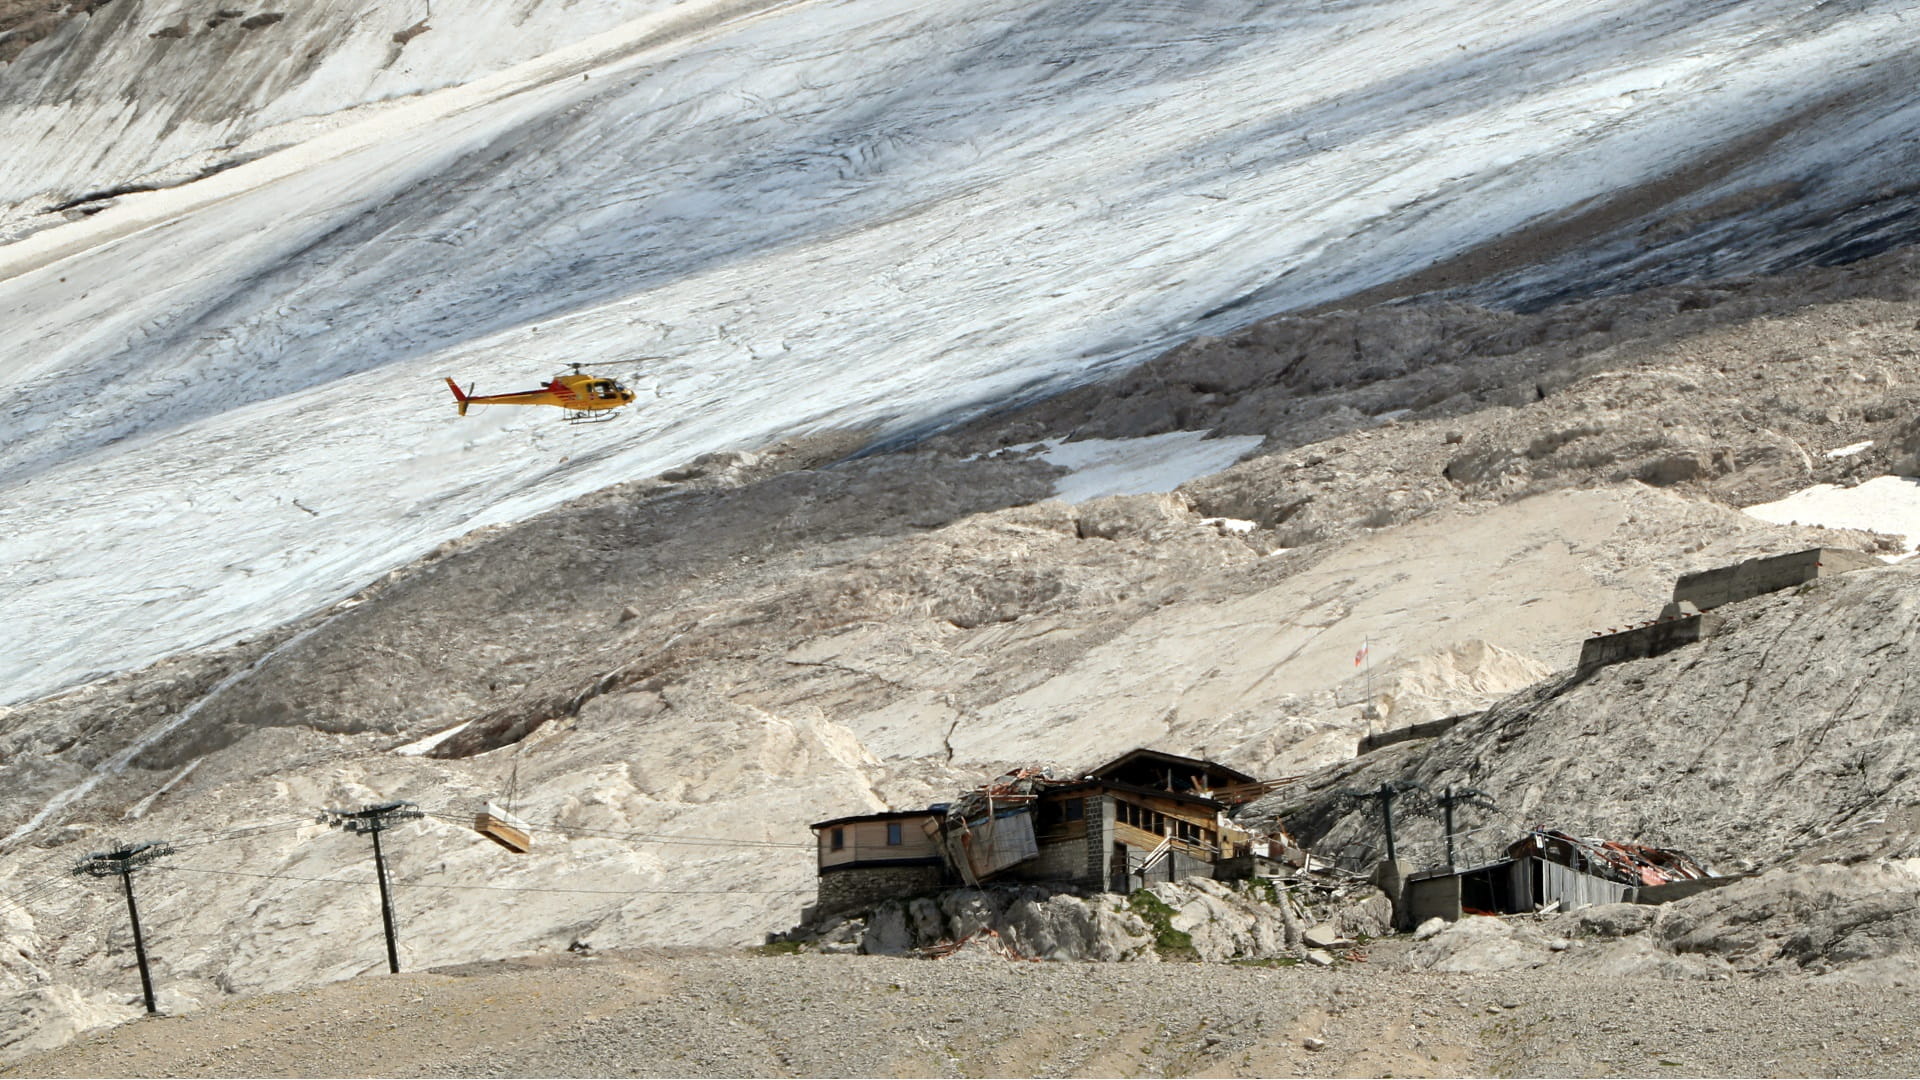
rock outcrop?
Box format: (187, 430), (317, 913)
(1268, 562), (1920, 871)
(794, 877), (1391, 965)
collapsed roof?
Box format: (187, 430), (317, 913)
(1509, 829), (1712, 887)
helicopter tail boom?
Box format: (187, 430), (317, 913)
(444, 377), (470, 417)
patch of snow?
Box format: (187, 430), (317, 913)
(1744, 476), (1920, 555)
(394, 720), (473, 757)
(1825, 440), (1875, 459)
(1015, 433), (1265, 503)
(1373, 409), (1414, 423)
(1201, 517), (1258, 533)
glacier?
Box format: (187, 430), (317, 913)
(4, 0), (1920, 703)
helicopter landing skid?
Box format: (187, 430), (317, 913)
(564, 409), (622, 426)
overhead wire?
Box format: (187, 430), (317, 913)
(168, 817), (314, 849)
(4, 801), (817, 922)
(418, 808), (812, 850)
(153, 863), (809, 897)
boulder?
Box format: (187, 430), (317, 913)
(939, 889), (998, 940)
(1404, 917), (1560, 973)
(861, 904), (913, 956)
(1303, 923), (1353, 950)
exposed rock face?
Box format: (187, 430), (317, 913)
(1401, 916), (1572, 975)
(798, 878), (1385, 965)
(1652, 861), (1920, 981)
(970, 250), (1920, 505)
(1269, 562), (1920, 872)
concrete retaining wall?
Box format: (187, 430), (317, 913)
(1358, 713), (1474, 755)
(1673, 548), (1878, 611)
(1578, 613), (1719, 672)
(1406, 872), (1462, 926)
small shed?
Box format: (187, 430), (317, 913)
(1403, 831), (1715, 924)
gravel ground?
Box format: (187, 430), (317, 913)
(7, 942), (1919, 1078)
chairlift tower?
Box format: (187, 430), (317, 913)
(1338, 780), (1427, 864)
(72, 840), (175, 1013)
(1433, 785), (1499, 870)
(321, 801), (423, 974)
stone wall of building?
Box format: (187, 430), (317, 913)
(1009, 834), (1089, 884)
(814, 863), (945, 918)
(1087, 795), (1117, 891)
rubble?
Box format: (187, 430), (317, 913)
(1510, 830), (1712, 888)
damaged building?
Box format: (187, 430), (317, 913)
(808, 749), (1297, 918)
(1402, 829), (1726, 925)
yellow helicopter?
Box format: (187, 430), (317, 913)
(445, 363), (637, 424)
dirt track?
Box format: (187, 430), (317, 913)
(7, 944), (1919, 1078)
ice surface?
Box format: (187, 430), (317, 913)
(1013, 433), (1265, 503)
(3, 0), (1918, 702)
(1744, 476), (1920, 555)
(1825, 441), (1875, 459)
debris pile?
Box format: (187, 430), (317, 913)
(936, 767), (1061, 885)
(1511, 830), (1712, 888)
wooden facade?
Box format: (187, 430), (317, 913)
(813, 811), (943, 871)
(1089, 748), (1258, 800)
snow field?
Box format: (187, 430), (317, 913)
(4, 0), (1919, 701)
(1744, 476), (1920, 557)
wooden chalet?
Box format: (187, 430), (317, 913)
(806, 748), (1295, 915)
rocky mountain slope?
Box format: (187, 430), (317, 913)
(10, 0), (1920, 709)
(1267, 558), (1920, 873)
(9, 1), (1920, 1070)
(2, 239), (1919, 1060)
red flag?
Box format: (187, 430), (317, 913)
(1354, 641), (1370, 666)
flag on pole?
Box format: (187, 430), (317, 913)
(1354, 641), (1370, 666)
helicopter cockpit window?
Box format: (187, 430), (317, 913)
(589, 381), (616, 399)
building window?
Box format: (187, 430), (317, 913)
(886, 822), (903, 846)
(1117, 800), (1167, 835)
(830, 827), (844, 851)
(1065, 800), (1084, 821)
